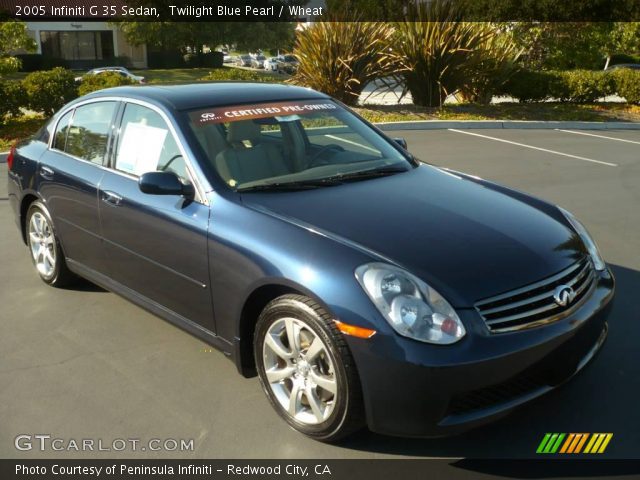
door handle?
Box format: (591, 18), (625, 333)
(39, 165), (54, 179)
(101, 190), (123, 206)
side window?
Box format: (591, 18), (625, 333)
(115, 103), (188, 181)
(53, 110), (73, 151)
(65, 102), (117, 165)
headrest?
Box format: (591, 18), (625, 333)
(227, 120), (261, 144)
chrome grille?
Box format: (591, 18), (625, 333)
(475, 257), (595, 333)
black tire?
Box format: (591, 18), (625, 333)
(254, 294), (365, 442)
(26, 201), (77, 287)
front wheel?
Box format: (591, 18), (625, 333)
(254, 295), (364, 442)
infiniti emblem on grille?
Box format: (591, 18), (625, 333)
(553, 285), (576, 307)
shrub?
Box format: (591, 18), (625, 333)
(23, 68), (77, 115)
(0, 80), (28, 122)
(501, 70), (556, 103)
(184, 52), (223, 68)
(147, 49), (185, 69)
(556, 70), (614, 103)
(78, 71), (136, 96)
(290, 14), (397, 106)
(612, 68), (640, 104)
(391, 1), (499, 107)
(201, 67), (277, 82)
(459, 33), (522, 104)
(502, 69), (615, 104)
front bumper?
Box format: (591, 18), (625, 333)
(346, 269), (614, 437)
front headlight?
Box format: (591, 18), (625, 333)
(559, 207), (606, 271)
(355, 263), (465, 344)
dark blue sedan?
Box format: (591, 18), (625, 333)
(7, 83), (614, 441)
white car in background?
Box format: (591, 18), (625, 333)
(75, 66), (145, 83)
(263, 57), (280, 72)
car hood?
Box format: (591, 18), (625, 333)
(241, 166), (584, 307)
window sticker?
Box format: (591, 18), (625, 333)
(191, 101), (338, 125)
(116, 122), (168, 175)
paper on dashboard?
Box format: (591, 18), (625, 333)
(116, 123), (168, 175)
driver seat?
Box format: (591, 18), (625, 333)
(214, 121), (290, 186)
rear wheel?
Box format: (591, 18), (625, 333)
(26, 201), (77, 287)
(254, 294), (364, 442)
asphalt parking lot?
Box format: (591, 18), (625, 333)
(1, 128), (638, 459)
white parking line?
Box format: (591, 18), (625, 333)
(556, 129), (640, 145)
(448, 129), (618, 167)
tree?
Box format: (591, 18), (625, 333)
(510, 23), (640, 70)
(0, 21), (36, 76)
(600, 23), (640, 69)
(115, 0), (302, 55)
(325, 0), (412, 20)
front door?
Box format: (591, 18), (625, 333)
(98, 102), (214, 332)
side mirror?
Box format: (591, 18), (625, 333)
(138, 171), (194, 198)
(393, 137), (408, 149)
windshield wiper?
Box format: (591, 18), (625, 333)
(324, 166), (409, 183)
(236, 166), (408, 192)
(236, 178), (343, 192)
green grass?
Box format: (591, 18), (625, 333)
(354, 103), (640, 123)
(131, 67), (211, 83)
(131, 66), (287, 84)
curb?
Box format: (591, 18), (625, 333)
(374, 120), (640, 131)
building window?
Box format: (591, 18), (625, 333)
(40, 30), (114, 61)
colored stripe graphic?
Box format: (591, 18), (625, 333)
(584, 433), (614, 454)
(537, 433), (613, 454)
(536, 433), (552, 453)
(537, 433), (565, 453)
(574, 433), (589, 453)
(559, 433), (575, 453)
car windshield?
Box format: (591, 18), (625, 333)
(187, 99), (412, 190)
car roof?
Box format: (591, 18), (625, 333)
(84, 82), (329, 110)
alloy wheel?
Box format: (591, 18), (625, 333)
(28, 211), (56, 278)
(262, 317), (338, 425)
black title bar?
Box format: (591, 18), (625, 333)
(1, 0), (640, 22)
(2, 459), (640, 480)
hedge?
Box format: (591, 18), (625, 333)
(77, 71), (137, 96)
(501, 68), (639, 104)
(201, 67), (278, 82)
(23, 68), (78, 116)
(612, 68), (640, 104)
(0, 80), (28, 122)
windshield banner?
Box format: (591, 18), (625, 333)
(190, 101), (338, 125)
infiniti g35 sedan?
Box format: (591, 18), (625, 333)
(7, 83), (614, 441)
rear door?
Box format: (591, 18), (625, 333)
(39, 100), (118, 274)
(98, 101), (215, 332)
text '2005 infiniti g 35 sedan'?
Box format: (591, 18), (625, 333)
(7, 83), (614, 441)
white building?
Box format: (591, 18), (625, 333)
(24, 21), (147, 69)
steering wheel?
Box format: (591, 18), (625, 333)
(308, 145), (344, 168)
